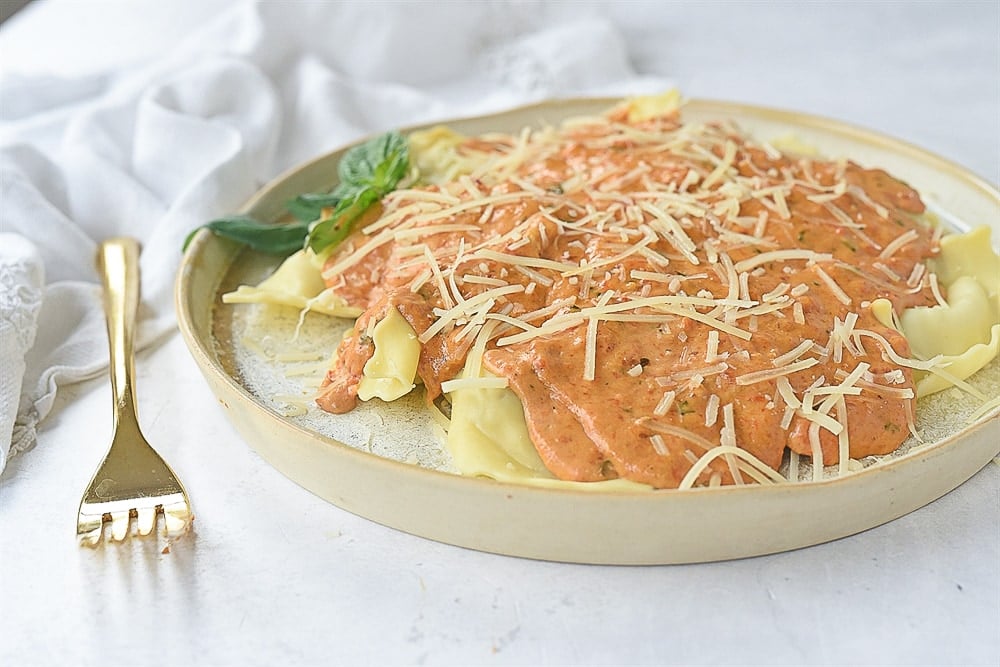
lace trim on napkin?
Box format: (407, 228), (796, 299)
(0, 247), (44, 467)
(10, 406), (39, 459)
(0, 260), (43, 352)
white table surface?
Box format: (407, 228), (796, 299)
(2, 2), (998, 665)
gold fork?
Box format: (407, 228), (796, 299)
(77, 237), (193, 546)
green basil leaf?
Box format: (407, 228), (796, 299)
(370, 142), (409, 193)
(184, 216), (310, 256)
(305, 188), (379, 255)
(185, 131), (410, 258)
(286, 132), (408, 224)
(303, 131), (409, 255)
(338, 131), (408, 190)
(286, 182), (354, 222)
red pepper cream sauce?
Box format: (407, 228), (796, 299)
(315, 105), (938, 489)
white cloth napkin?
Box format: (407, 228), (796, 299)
(0, 0), (670, 472)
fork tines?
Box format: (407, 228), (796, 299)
(77, 494), (192, 546)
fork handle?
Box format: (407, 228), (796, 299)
(97, 238), (141, 431)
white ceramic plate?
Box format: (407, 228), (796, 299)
(176, 98), (1000, 564)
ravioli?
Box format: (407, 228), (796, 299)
(356, 305), (421, 403)
(223, 249), (360, 317)
(225, 93), (1000, 489)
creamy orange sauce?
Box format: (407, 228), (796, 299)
(316, 105), (939, 489)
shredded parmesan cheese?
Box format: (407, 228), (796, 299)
(307, 96), (950, 491)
